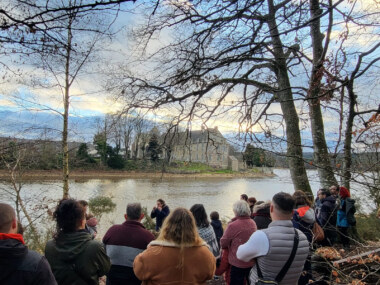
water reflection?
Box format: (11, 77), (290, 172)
(1, 169), (373, 238)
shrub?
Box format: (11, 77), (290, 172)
(89, 196), (116, 221)
(356, 211), (380, 241)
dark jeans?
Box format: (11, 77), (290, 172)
(230, 265), (251, 285)
(338, 226), (349, 248)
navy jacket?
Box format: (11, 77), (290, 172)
(150, 205), (170, 231)
(210, 220), (224, 248)
(0, 234), (56, 285)
(318, 195), (338, 229)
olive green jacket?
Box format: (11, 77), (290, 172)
(45, 231), (110, 285)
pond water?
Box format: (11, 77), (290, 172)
(0, 169), (372, 238)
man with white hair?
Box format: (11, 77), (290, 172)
(237, 192), (309, 284)
(220, 200), (257, 285)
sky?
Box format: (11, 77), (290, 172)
(0, 0), (379, 151)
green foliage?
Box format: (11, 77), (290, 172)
(88, 196), (116, 221)
(124, 159), (138, 170)
(243, 144), (269, 167)
(93, 132), (108, 164)
(107, 153), (124, 169)
(356, 212), (380, 241)
(141, 206), (156, 232)
(76, 143), (96, 165)
(147, 134), (161, 162)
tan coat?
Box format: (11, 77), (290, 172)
(133, 240), (216, 285)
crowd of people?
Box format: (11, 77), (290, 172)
(0, 185), (357, 285)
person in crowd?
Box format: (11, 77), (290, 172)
(215, 248), (231, 284)
(293, 190), (315, 242)
(190, 204), (220, 257)
(292, 190), (315, 285)
(252, 201), (272, 229)
(45, 199), (110, 285)
(210, 211), (224, 248)
(248, 197), (257, 216)
(150, 198), (170, 231)
(237, 192), (309, 284)
(103, 203), (155, 285)
(220, 200), (257, 285)
(133, 207), (215, 284)
(337, 186), (352, 249)
(0, 203), (57, 285)
(329, 185), (340, 199)
(78, 200), (98, 238)
(240, 194), (248, 202)
(314, 189), (323, 218)
(317, 189), (338, 246)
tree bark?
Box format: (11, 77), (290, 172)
(62, 16), (73, 199)
(308, 0), (337, 188)
(267, 0), (312, 194)
(342, 80), (355, 189)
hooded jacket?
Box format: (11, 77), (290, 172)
(133, 240), (215, 285)
(45, 231), (110, 285)
(0, 233), (56, 285)
(211, 219), (224, 247)
(292, 205), (315, 242)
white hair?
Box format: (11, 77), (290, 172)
(233, 200), (251, 217)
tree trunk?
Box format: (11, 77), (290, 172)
(62, 17), (73, 199)
(308, 0), (338, 188)
(342, 81), (356, 189)
(267, 0), (312, 193)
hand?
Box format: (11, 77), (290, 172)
(153, 206), (157, 211)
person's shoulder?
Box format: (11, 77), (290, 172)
(18, 249), (44, 271)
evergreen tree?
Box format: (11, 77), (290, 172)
(147, 134), (161, 162)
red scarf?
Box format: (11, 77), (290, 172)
(0, 233), (25, 244)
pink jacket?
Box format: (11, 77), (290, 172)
(220, 216), (257, 268)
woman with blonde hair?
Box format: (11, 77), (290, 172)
(133, 207), (216, 284)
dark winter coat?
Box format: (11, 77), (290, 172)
(0, 233), (57, 285)
(292, 205), (315, 243)
(103, 220), (155, 285)
(150, 205), (170, 231)
(318, 195), (338, 229)
(252, 202), (272, 230)
(45, 230), (111, 285)
(211, 219), (224, 248)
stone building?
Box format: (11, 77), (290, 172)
(133, 126), (245, 170)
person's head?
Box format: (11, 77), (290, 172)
(78, 200), (89, 217)
(125, 203), (144, 221)
(157, 207), (203, 246)
(240, 194), (248, 202)
(329, 185), (339, 196)
(339, 186), (350, 199)
(233, 200), (251, 217)
(293, 190), (311, 207)
(271, 192), (295, 220)
(210, 211), (219, 221)
(157, 199), (165, 208)
(248, 197), (257, 208)
(0, 203), (17, 234)
(190, 204), (209, 228)
(318, 189), (330, 200)
(53, 199), (86, 238)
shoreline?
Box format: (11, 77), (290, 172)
(0, 169), (276, 181)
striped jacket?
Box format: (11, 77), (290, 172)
(103, 220), (155, 284)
